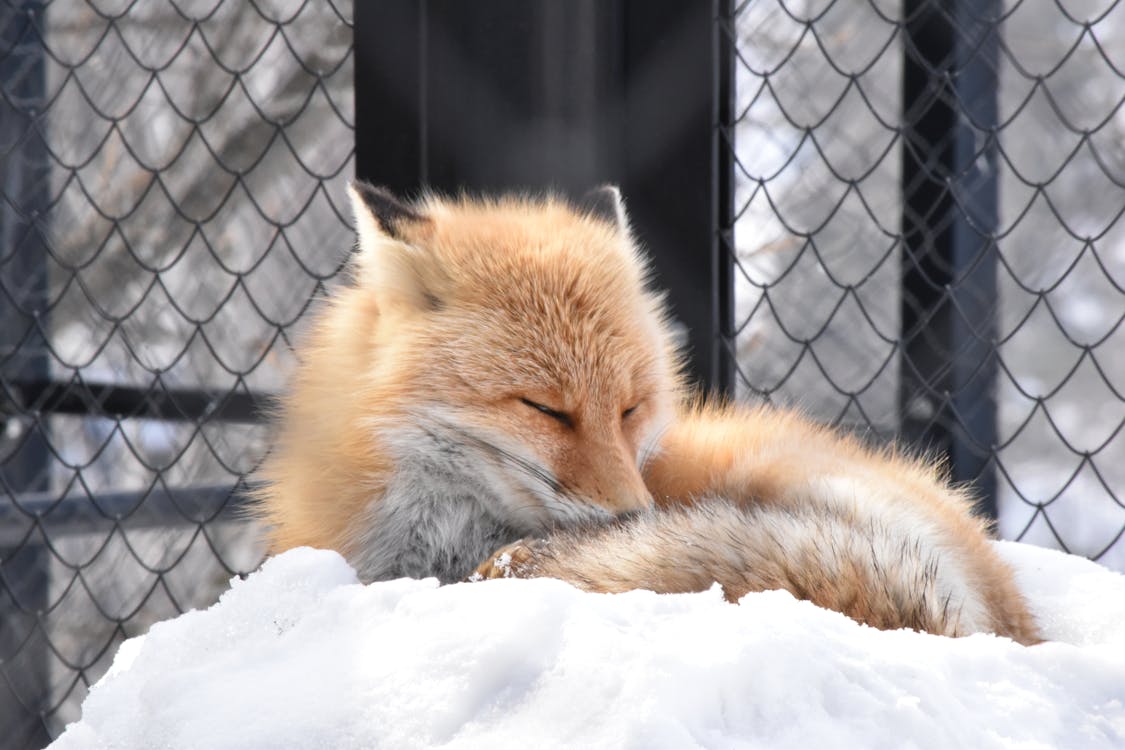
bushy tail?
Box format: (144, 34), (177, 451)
(475, 501), (1041, 643)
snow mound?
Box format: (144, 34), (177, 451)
(51, 543), (1125, 749)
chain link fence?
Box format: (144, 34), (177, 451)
(1, 1), (1123, 748)
(727, 0), (1125, 569)
(0, 0), (352, 746)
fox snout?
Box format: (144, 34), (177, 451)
(612, 476), (655, 515)
(578, 449), (654, 517)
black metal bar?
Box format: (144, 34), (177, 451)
(3, 378), (269, 423)
(0, 541), (47, 749)
(949, 1), (1001, 516)
(900, 0), (1001, 517)
(0, 484), (256, 548)
(0, 7), (50, 485)
(0, 1), (51, 746)
(713, 0), (736, 396)
(356, 0), (730, 393)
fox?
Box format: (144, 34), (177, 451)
(253, 179), (1041, 645)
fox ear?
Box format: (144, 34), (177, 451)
(347, 180), (445, 313)
(348, 180), (429, 243)
(578, 184), (630, 233)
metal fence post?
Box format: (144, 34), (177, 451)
(0, 0), (52, 745)
(900, 0), (1001, 517)
(713, 0), (736, 396)
(356, 0), (734, 394)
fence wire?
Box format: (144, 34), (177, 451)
(1, 1), (1123, 748)
(726, 0), (1125, 570)
(0, 0), (353, 746)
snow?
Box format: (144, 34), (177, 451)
(50, 543), (1125, 750)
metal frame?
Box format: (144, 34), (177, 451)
(1, 2), (51, 745)
(900, 0), (1001, 515)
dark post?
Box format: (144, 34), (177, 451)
(0, 1), (52, 747)
(900, 0), (1001, 516)
(355, 0), (734, 393)
(713, 0), (736, 395)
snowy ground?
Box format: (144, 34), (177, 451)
(50, 543), (1125, 750)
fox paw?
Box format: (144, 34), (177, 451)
(468, 539), (540, 581)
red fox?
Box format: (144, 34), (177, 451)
(254, 180), (1041, 645)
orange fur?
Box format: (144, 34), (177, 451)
(254, 182), (1040, 644)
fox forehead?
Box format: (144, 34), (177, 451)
(413, 202), (662, 403)
(440, 271), (663, 405)
(423, 200), (641, 283)
(466, 315), (658, 403)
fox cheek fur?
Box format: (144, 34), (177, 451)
(252, 181), (678, 583)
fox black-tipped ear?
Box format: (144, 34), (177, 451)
(346, 180), (445, 313)
(347, 180), (428, 242)
(578, 184), (629, 232)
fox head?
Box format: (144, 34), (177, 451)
(343, 180), (684, 531)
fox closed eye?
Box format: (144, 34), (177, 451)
(521, 398), (641, 426)
(520, 398), (574, 428)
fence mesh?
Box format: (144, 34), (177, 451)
(0, 0), (353, 745)
(1, 0), (1124, 747)
(726, 0), (1125, 569)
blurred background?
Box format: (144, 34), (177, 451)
(1, 1), (1122, 747)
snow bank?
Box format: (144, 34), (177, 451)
(50, 543), (1125, 750)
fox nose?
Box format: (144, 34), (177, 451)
(608, 472), (654, 515)
(606, 437), (656, 514)
(580, 428), (654, 515)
